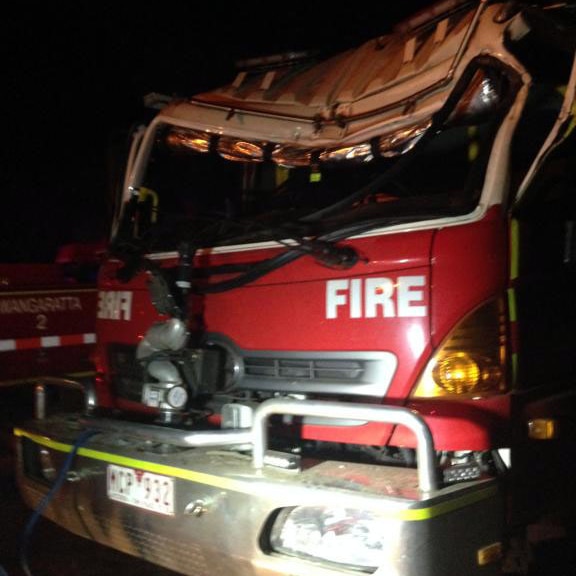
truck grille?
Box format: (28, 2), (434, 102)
(240, 350), (397, 398)
(108, 341), (397, 401)
(245, 357), (365, 380)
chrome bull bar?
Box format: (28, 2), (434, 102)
(252, 398), (438, 492)
(80, 397), (438, 493)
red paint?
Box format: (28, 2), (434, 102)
(430, 207), (508, 347)
(96, 209), (514, 450)
(0, 261), (98, 384)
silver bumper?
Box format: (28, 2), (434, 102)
(15, 400), (504, 576)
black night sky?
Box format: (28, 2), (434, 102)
(2, 1), (429, 263)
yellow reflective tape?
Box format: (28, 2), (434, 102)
(15, 428), (498, 521)
(275, 166), (289, 187)
(15, 428), (240, 492)
(467, 126), (479, 162)
(507, 288), (518, 385)
(137, 187), (159, 223)
(510, 218), (519, 280)
(400, 485), (498, 521)
(511, 352), (519, 385)
(507, 288), (517, 323)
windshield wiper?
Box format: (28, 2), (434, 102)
(196, 215), (420, 294)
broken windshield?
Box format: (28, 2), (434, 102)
(122, 116), (500, 252)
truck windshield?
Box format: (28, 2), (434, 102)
(125, 117), (499, 251)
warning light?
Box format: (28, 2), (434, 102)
(527, 418), (558, 440)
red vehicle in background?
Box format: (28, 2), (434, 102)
(0, 243), (101, 387)
(13, 2), (576, 575)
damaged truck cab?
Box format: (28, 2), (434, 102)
(14, 1), (576, 575)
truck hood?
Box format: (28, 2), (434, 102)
(99, 228), (434, 406)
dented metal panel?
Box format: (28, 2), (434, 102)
(16, 416), (503, 576)
(164, 2), (525, 147)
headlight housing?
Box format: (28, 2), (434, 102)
(268, 506), (398, 572)
(412, 298), (508, 399)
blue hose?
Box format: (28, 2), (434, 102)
(19, 428), (100, 576)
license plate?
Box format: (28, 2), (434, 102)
(107, 464), (175, 516)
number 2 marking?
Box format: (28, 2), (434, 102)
(36, 314), (48, 330)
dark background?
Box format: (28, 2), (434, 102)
(2, 1), (429, 263)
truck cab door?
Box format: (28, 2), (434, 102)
(514, 53), (576, 207)
(509, 44), (576, 528)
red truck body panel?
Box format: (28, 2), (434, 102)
(0, 263), (97, 384)
(94, 207), (510, 450)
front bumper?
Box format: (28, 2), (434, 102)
(15, 403), (504, 576)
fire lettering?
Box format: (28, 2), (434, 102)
(326, 276), (427, 319)
(97, 291), (132, 321)
(0, 296), (82, 315)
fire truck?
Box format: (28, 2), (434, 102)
(0, 245), (99, 390)
(13, 1), (576, 574)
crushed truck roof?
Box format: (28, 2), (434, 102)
(157, 1), (525, 147)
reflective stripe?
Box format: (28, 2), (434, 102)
(41, 336), (60, 348)
(15, 428), (498, 521)
(508, 219), (520, 386)
(0, 333), (96, 352)
(510, 218), (519, 280)
(0, 340), (16, 351)
(507, 288), (517, 323)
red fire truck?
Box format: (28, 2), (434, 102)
(14, 1), (576, 574)
(0, 245), (100, 389)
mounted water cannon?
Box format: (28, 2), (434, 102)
(137, 318), (190, 423)
(134, 263), (230, 424)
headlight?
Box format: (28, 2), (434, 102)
(268, 506), (398, 572)
(319, 143), (373, 163)
(412, 298), (508, 399)
(271, 145), (314, 167)
(165, 128), (211, 153)
(377, 120), (431, 157)
(217, 137), (265, 162)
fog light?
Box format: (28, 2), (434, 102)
(269, 506), (398, 571)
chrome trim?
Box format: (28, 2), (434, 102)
(80, 415), (252, 447)
(142, 205), (488, 260)
(32, 377), (88, 420)
(252, 398), (438, 492)
(83, 399), (437, 492)
(203, 336), (398, 398)
(240, 350), (397, 397)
